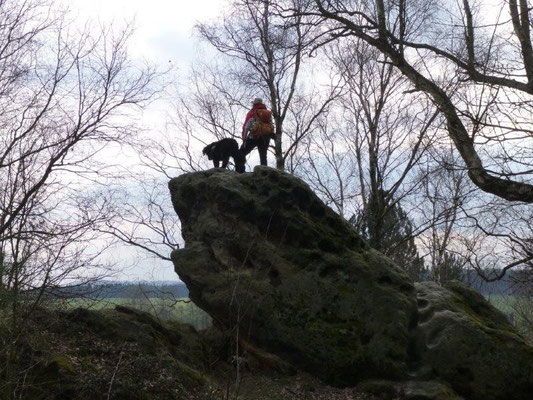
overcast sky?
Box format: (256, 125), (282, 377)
(66, 0), (229, 282)
(70, 0), (225, 67)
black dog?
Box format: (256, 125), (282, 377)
(202, 138), (246, 173)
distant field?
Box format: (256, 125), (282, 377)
(53, 297), (212, 330)
(484, 294), (516, 315)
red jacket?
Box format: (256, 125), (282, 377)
(242, 103), (267, 140)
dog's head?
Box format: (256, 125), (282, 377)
(202, 143), (216, 160)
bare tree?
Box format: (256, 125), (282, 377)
(299, 115), (360, 217)
(415, 143), (477, 284)
(0, 1), (160, 387)
(197, 0), (340, 170)
(298, 38), (439, 279)
(99, 172), (182, 262)
(107, 0), (347, 265)
(280, 0), (533, 202)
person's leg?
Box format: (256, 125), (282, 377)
(241, 137), (258, 156)
(257, 136), (270, 166)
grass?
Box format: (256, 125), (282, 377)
(53, 297), (212, 330)
(484, 294), (516, 316)
(484, 294), (533, 343)
(48, 293), (526, 340)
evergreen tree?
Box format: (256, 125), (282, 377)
(432, 251), (464, 285)
(350, 190), (426, 281)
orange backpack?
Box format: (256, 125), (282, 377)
(251, 109), (274, 138)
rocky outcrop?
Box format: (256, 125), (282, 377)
(411, 281), (533, 400)
(169, 167), (417, 386)
(1, 306), (211, 400)
(169, 167), (533, 398)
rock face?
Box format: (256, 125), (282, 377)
(169, 167), (533, 398)
(169, 167), (417, 385)
(412, 281), (533, 400)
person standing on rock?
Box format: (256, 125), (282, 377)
(241, 98), (275, 166)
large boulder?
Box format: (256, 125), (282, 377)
(168, 167), (533, 398)
(411, 281), (533, 400)
(169, 167), (417, 385)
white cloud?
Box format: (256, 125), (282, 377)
(68, 0), (224, 63)
(61, 0), (228, 281)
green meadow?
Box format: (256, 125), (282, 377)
(485, 294), (516, 315)
(53, 297), (212, 330)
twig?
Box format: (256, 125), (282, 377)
(107, 343), (126, 400)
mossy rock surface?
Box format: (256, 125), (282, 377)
(169, 167), (533, 397)
(0, 305), (213, 400)
(412, 281), (533, 400)
(169, 167), (417, 385)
